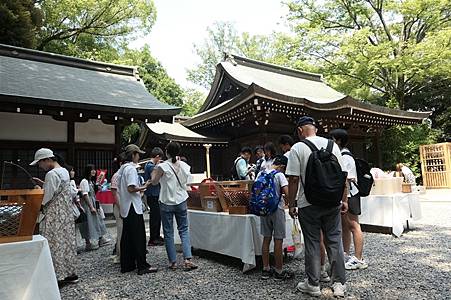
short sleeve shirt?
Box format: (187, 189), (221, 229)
(286, 136), (345, 208)
(42, 167), (70, 205)
(341, 148), (359, 197)
(271, 171), (288, 209)
(118, 163), (143, 217)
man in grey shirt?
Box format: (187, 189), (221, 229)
(286, 116), (348, 297)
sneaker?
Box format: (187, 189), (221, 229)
(344, 252), (351, 263)
(332, 282), (346, 297)
(320, 269), (330, 282)
(261, 269), (272, 280)
(99, 237), (112, 247)
(113, 256), (120, 264)
(274, 270), (294, 281)
(296, 280), (321, 297)
(59, 274), (79, 287)
(85, 243), (99, 251)
(137, 267), (158, 275)
(148, 239), (165, 246)
(345, 256), (368, 270)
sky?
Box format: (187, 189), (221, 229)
(130, 0), (290, 90)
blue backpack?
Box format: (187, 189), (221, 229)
(249, 170), (280, 216)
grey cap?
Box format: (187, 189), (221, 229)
(125, 144), (145, 155)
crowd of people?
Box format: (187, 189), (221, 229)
(30, 114), (416, 297)
(233, 116), (368, 297)
(30, 141), (197, 287)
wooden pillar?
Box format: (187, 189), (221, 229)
(67, 120), (75, 166)
(203, 144), (212, 178)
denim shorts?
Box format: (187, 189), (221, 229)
(260, 208), (286, 239)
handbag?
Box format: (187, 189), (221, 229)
(72, 200), (81, 220)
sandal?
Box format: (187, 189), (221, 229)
(168, 263), (177, 271)
(183, 261), (198, 272)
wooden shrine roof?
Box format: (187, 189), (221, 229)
(0, 44), (180, 116)
(183, 84), (431, 129)
(186, 54), (430, 128)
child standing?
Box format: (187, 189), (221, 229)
(260, 155), (294, 280)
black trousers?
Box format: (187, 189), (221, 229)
(147, 195), (162, 241)
(120, 205), (149, 273)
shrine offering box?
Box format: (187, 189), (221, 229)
(0, 189), (44, 243)
(370, 177), (403, 195)
(215, 180), (253, 214)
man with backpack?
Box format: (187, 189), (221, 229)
(330, 129), (369, 270)
(253, 155), (294, 281)
(286, 116), (348, 297)
(232, 146), (252, 180)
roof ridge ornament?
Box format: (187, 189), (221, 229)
(223, 52), (237, 66)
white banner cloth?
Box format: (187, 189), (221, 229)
(360, 192), (422, 237)
(0, 235), (61, 300)
(176, 210), (294, 272)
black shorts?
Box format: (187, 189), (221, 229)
(348, 194), (361, 215)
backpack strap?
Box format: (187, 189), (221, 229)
(300, 139), (318, 152)
(341, 151), (353, 157)
(326, 139), (334, 153)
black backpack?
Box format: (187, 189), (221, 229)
(341, 151), (374, 197)
(301, 139), (347, 207)
(231, 157), (244, 180)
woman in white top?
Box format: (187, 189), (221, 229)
(79, 164), (111, 251)
(30, 148), (78, 285)
(151, 142), (198, 271)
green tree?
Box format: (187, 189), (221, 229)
(381, 124), (442, 180)
(117, 46), (185, 108)
(286, 0), (451, 110)
(37, 0), (156, 51)
(181, 89), (205, 116)
(187, 21), (310, 89)
(0, 0), (42, 48)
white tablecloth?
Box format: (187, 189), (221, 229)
(360, 192), (422, 237)
(176, 210), (294, 272)
(0, 235), (61, 300)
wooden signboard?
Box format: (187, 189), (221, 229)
(0, 189), (44, 243)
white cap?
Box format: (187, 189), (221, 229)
(30, 148), (54, 166)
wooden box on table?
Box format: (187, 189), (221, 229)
(187, 179), (217, 210)
(214, 180), (253, 214)
(0, 189), (43, 243)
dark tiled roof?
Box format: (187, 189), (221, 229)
(0, 44), (179, 116)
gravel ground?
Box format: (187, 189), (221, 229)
(61, 200), (451, 300)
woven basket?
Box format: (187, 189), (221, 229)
(0, 189), (43, 243)
(214, 182), (251, 213)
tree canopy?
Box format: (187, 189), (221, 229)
(0, 0), (42, 48)
(187, 21), (310, 89)
(286, 0), (451, 111)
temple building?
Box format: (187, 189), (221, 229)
(141, 54), (430, 179)
(0, 44), (179, 188)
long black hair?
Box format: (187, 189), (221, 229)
(83, 164), (98, 192)
(166, 142), (181, 163)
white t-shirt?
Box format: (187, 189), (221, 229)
(42, 167), (70, 205)
(117, 162), (143, 217)
(268, 170), (288, 210)
(286, 136), (345, 208)
(157, 160), (191, 206)
(341, 148), (359, 197)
